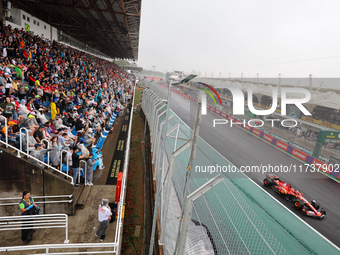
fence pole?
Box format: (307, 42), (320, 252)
(41, 138), (50, 166)
(19, 127), (29, 157)
(64, 214), (69, 243)
(80, 160), (87, 186)
(174, 91), (204, 254)
(149, 81), (174, 255)
(0, 116), (8, 148)
(177, 175), (223, 255)
(152, 110), (166, 165)
(160, 140), (191, 244)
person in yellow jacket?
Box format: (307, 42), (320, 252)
(50, 98), (58, 120)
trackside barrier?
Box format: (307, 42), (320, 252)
(142, 82), (340, 255)
(0, 214), (69, 244)
(113, 85), (136, 251)
(167, 85), (340, 181)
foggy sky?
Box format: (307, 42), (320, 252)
(137, 0), (340, 78)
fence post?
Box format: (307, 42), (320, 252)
(19, 127), (29, 158)
(176, 175), (223, 255)
(64, 214), (69, 243)
(80, 160), (87, 185)
(0, 116), (8, 148)
(60, 149), (72, 184)
(41, 138), (50, 165)
(152, 105), (167, 149)
(160, 140), (191, 244)
(152, 110), (166, 164)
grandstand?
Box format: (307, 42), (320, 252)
(0, 1), (140, 254)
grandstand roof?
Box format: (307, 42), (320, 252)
(10, 0), (141, 60)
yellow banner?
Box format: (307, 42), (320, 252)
(301, 116), (340, 131)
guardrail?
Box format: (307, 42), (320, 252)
(0, 125), (74, 184)
(0, 214), (69, 244)
(113, 84), (136, 254)
(0, 243), (118, 254)
(0, 195), (74, 206)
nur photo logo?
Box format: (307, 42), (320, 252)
(197, 83), (312, 128)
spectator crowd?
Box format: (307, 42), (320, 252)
(0, 23), (135, 187)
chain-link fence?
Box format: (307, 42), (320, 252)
(142, 83), (339, 255)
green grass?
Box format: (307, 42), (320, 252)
(122, 113), (145, 254)
(134, 87), (143, 107)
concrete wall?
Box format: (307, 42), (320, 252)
(5, 8), (58, 41)
(44, 170), (75, 215)
(0, 148), (76, 216)
(0, 149), (44, 216)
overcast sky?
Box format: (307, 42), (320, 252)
(137, 0), (340, 78)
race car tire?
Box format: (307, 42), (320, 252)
(293, 199), (303, 210)
(263, 178), (272, 187)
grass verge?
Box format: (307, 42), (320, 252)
(122, 111), (145, 254)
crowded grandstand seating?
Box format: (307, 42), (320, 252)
(0, 23), (135, 186)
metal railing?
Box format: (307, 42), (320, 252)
(113, 84), (136, 252)
(0, 136), (74, 184)
(60, 149), (70, 175)
(19, 127), (29, 156)
(0, 125), (74, 184)
(0, 214), (69, 244)
(0, 243), (117, 254)
(80, 160), (87, 185)
(41, 138), (50, 165)
(0, 115), (8, 147)
(0, 195), (74, 206)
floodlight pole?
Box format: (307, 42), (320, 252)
(173, 90), (204, 255)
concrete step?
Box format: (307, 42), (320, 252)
(76, 185), (92, 209)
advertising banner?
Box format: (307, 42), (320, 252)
(263, 134), (273, 143)
(275, 140), (289, 151)
(252, 128), (262, 136)
(291, 148), (308, 161)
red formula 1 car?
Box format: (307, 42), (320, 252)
(263, 175), (326, 219)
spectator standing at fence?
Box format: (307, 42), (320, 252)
(95, 198), (112, 241)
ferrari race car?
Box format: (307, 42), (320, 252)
(263, 175), (326, 219)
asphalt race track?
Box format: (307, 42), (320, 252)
(169, 88), (340, 248)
